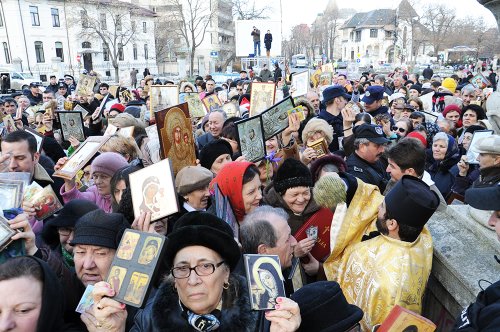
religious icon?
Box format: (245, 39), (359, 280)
(75, 285), (94, 314)
(117, 231), (140, 260)
(235, 116), (266, 163)
(150, 85), (179, 120)
(243, 254), (286, 310)
(319, 72), (332, 86)
(138, 237), (161, 265)
(0, 215), (16, 251)
(201, 94), (223, 113)
(3, 114), (16, 134)
(54, 136), (109, 180)
(24, 127), (45, 153)
(307, 138), (328, 159)
(154, 102), (196, 175)
(180, 93), (206, 118)
(124, 272), (149, 305)
(249, 82), (276, 116)
(222, 101), (240, 119)
(75, 74), (97, 97)
(470, 72), (491, 89)
(0, 179), (24, 211)
(107, 266), (127, 294)
(261, 96), (295, 140)
(29, 185), (63, 220)
(287, 106), (305, 121)
(129, 159), (179, 222)
(291, 71), (309, 98)
(58, 111), (85, 142)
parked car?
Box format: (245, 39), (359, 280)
(0, 68), (42, 91)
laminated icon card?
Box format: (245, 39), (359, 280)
(154, 102), (196, 175)
(306, 138), (329, 159)
(180, 93), (206, 119)
(0, 178), (25, 210)
(57, 111), (86, 142)
(243, 254), (286, 311)
(291, 71), (309, 98)
(235, 115), (266, 163)
(261, 96), (295, 140)
(76, 74), (97, 97)
(129, 158), (179, 222)
(150, 85), (180, 120)
(53, 136), (109, 180)
(29, 185), (63, 220)
(376, 305), (436, 332)
(106, 229), (166, 308)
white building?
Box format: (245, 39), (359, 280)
(340, 0), (432, 65)
(0, 0), (158, 83)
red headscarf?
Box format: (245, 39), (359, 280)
(210, 161), (254, 222)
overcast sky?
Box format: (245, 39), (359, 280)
(253, 0), (497, 38)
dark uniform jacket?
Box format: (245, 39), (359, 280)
(346, 152), (390, 192)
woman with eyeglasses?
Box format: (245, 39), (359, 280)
(89, 212), (301, 331)
(392, 119), (413, 140)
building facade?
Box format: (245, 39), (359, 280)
(0, 0), (157, 83)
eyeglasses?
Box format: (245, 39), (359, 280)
(57, 227), (73, 236)
(171, 261), (225, 279)
(392, 126), (406, 133)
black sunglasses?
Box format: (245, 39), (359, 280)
(392, 126), (406, 133)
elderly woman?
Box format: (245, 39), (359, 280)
(263, 158), (319, 258)
(199, 139), (233, 175)
(171, 166), (213, 225)
(0, 256), (65, 332)
(457, 104), (487, 140)
(300, 118), (334, 165)
(55, 152), (129, 212)
(211, 161), (262, 225)
(101, 134), (143, 164)
(89, 212), (301, 331)
(425, 132), (461, 198)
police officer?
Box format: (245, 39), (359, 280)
(362, 85), (392, 119)
(318, 85), (351, 152)
(347, 123), (390, 192)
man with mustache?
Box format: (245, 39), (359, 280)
(346, 123), (391, 192)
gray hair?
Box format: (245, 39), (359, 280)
(240, 206), (288, 254)
(374, 74), (386, 84)
(354, 138), (370, 150)
(209, 109), (227, 121)
(461, 84), (475, 95)
(432, 132), (449, 147)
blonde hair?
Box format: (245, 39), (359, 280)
(100, 135), (142, 161)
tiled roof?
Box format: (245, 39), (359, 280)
(341, 9), (395, 29)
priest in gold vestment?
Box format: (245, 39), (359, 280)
(334, 176), (439, 330)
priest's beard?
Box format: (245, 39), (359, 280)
(376, 216), (389, 236)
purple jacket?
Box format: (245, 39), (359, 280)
(60, 185), (112, 213)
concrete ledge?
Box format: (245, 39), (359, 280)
(425, 206), (500, 319)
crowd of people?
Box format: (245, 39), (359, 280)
(0, 60), (499, 332)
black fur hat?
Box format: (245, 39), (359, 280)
(274, 158), (312, 194)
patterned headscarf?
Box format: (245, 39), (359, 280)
(210, 161), (254, 222)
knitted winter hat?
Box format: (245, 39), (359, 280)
(199, 139), (233, 171)
(442, 77), (457, 93)
(274, 158), (312, 194)
(91, 152), (129, 177)
(442, 104), (462, 118)
(109, 103), (125, 113)
(71, 209), (129, 249)
(313, 175), (346, 209)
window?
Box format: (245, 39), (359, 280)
(142, 22), (146, 33)
(81, 10), (88, 28)
(103, 44), (109, 61)
(3, 42), (10, 63)
(116, 15), (122, 31)
(55, 42), (64, 61)
(34, 41), (45, 63)
(51, 8), (60, 27)
(30, 6), (40, 26)
(133, 44), (137, 60)
(82, 41), (91, 49)
(144, 44), (148, 59)
(370, 29), (378, 38)
(385, 30), (392, 38)
(355, 30), (361, 42)
(118, 43), (124, 61)
(100, 13), (107, 30)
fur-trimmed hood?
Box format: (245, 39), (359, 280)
(150, 274), (259, 332)
(180, 81), (197, 93)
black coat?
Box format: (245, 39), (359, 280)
(130, 274), (265, 332)
(346, 152), (390, 193)
(264, 33), (273, 50)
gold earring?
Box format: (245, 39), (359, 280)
(223, 281), (230, 290)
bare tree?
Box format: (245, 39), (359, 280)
(167, 0), (214, 76)
(155, 17), (181, 64)
(232, 0), (271, 20)
(420, 3), (457, 56)
(76, 2), (137, 81)
(288, 24), (312, 57)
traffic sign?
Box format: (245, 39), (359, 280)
(76, 54), (81, 62)
(210, 51), (218, 58)
(356, 59), (361, 63)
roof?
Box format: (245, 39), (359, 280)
(341, 9), (395, 29)
(71, 0), (158, 17)
(397, 0), (418, 19)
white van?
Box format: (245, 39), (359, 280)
(0, 68), (42, 91)
(291, 54), (308, 68)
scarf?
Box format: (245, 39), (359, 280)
(61, 246), (74, 268)
(181, 300), (222, 331)
(210, 161), (253, 222)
